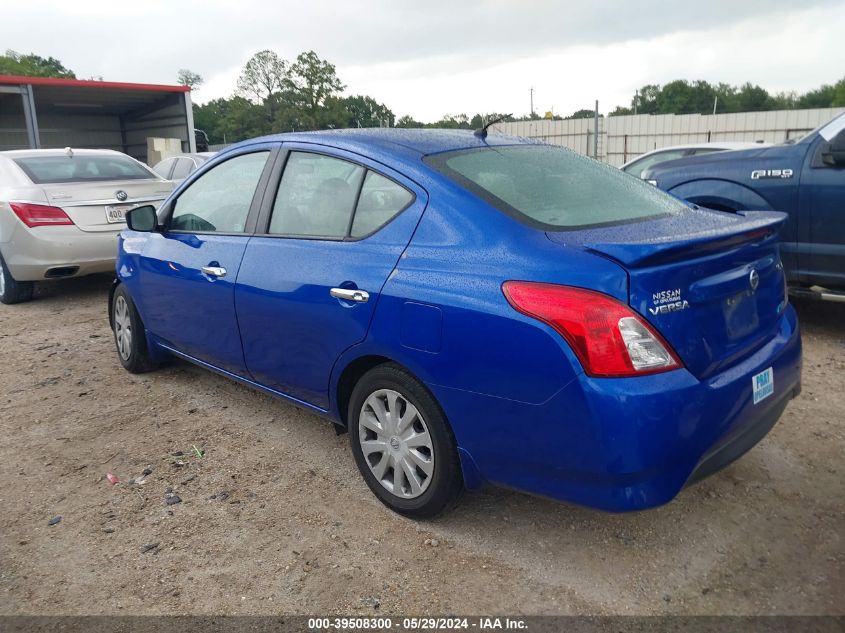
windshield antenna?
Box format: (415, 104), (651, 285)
(474, 114), (512, 139)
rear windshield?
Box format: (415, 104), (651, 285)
(425, 145), (687, 230)
(14, 155), (154, 184)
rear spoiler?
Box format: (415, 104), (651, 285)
(583, 211), (787, 268)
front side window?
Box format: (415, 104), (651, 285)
(14, 154), (155, 184)
(269, 152), (365, 237)
(170, 151), (269, 233)
(427, 145), (687, 229)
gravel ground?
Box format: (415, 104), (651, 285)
(0, 274), (842, 615)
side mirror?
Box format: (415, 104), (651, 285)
(821, 130), (845, 167)
(126, 205), (158, 232)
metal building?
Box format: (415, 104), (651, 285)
(0, 75), (196, 162)
(493, 107), (845, 166)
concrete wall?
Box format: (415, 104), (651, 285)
(492, 107), (845, 166)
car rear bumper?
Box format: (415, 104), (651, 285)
(433, 304), (802, 512)
(0, 223), (120, 281)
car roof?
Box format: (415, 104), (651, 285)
(231, 128), (540, 162)
(158, 153), (214, 162)
(620, 142), (767, 168)
(0, 148), (129, 159)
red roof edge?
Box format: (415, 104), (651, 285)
(0, 74), (191, 93)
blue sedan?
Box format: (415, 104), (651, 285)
(111, 129), (802, 518)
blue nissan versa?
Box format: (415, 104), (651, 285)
(111, 129), (802, 518)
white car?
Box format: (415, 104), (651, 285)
(620, 142), (767, 178)
(152, 152), (216, 183)
(0, 148), (174, 304)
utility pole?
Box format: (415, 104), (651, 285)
(712, 96), (718, 115)
(634, 89), (638, 115)
(593, 100), (599, 159)
(530, 87), (534, 117)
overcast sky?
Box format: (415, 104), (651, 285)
(4, 0), (845, 121)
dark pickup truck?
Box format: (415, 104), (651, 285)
(643, 112), (845, 301)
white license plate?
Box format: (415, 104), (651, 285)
(105, 205), (131, 223)
(752, 367), (774, 404)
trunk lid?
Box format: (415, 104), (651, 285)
(41, 180), (174, 233)
(547, 208), (789, 379)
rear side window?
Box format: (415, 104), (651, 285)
(351, 171), (414, 238)
(427, 145), (687, 229)
(14, 154), (154, 184)
(170, 151), (269, 233)
(152, 158), (176, 179)
(622, 149), (688, 178)
(268, 152), (414, 239)
(171, 158), (194, 180)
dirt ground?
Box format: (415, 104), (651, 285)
(0, 274), (842, 616)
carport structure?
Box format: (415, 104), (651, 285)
(0, 75), (195, 162)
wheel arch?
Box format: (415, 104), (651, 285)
(333, 350), (484, 492)
(668, 179), (773, 212)
(108, 278), (120, 328)
(334, 354), (394, 429)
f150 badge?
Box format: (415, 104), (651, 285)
(751, 169), (793, 179)
(649, 288), (689, 315)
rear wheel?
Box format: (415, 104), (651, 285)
(348, 363), (463, 518)
(0, 252), (34, 305)
(111, 284), (157, 373)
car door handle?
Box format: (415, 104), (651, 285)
(330, 288), (369, 303)
(201, 265), (227, 278)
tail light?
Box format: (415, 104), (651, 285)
(10, 202), (74, 228)
(502, 281), (682, 377)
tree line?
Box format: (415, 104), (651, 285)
(2, 49), (843, 145)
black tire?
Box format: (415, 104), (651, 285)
(348, 363), (464, 518)
(111, 284), (158, 374)
(0, 251), (34, 305)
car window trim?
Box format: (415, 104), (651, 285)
(161, 144), (281, 237)
(254, 145), (417, 243)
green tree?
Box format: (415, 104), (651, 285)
(329, 95), (394, 128)
(469, 113), (514, 128)
(395, 114), (424, 128)
(729, 83), (772, 112)
(565, 108), (598, 119)
(285, 51), (345, 130)
(193, 96), (274, 144)
(432, 114), (471, 129)
(612, 76), (844, 115)
(833, 78), (845, 107)
(0, 50), (75, 78)
(797, 77), (845, 108)
(177, 69), (203, 90)
(237, 50), (287, 103)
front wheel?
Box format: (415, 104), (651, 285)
(0, 252), (34, 305)
(348, 363), (463, 518)
(111, 284), (157, 374)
